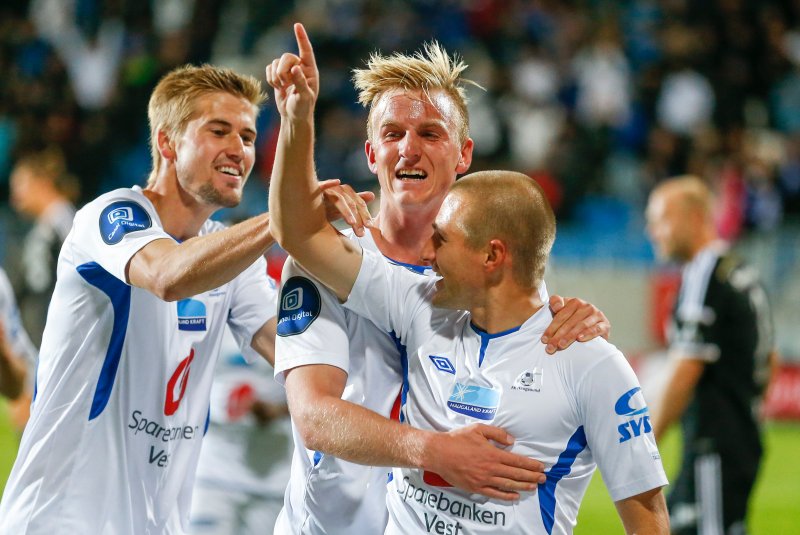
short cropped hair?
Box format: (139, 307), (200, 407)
(352, 42), (478, 144)
(13, 147), (80, 202)
(450, 171), (556, 288)
(653, 175), (715, 221)
(147, 64), (266, 184)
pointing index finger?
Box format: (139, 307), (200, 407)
(294, 23), (316, 67)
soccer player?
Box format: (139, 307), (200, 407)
(0, 64), (365, 534)
(268, 24), (665, 534)
(646, 176), (777, 535)
(9, 148), (78, 348)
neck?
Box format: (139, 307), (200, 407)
(32, 192), (66, 219)
(371, 201), (440, 265)
(143, 170), (216, 240)
(469, 284), (545, 334)
(687, 228), (718, 262)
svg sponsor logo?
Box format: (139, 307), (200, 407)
(615, 386), (652, 443)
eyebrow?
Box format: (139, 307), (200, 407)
(207, 119), (257, 137)
(379, 119), (448, 131)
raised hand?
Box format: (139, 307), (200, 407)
(265, 23), (319, 120)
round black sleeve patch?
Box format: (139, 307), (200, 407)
(277, 276), (322, 336)
(99, 201), (153, 245)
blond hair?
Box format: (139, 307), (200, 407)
(146, 64), (266, 185)
(450, 171), (556, 289)
(352, 42), (479, 144)
(653, 175), (715, 221)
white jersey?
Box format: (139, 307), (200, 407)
(273, 230), (408, 535)
(0, 186), (277, 535)
(345, 250), (668, 535)
(273, 230), (549, 535)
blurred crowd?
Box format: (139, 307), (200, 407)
(1, 0), (800, 238)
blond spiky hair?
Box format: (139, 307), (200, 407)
(352, 42), (480, 144)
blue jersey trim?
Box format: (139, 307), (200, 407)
(390, 330), (410, 423)
(384, 256), (431, 275)
(313, 451), (323, 466)
(204, 405), (211, 435)
(77, 262), (131, 421)
(33, 360), (39, 401)
(539, 426), (588, 534)
(470, 323), (522, 367)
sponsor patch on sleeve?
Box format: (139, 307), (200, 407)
(277, 276), (321, 336)
(99, 201), (152, 245)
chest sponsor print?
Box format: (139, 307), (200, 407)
(511, 368), (543, 392)
(447, 382), (500, 421)
(177, 298), (207, 331)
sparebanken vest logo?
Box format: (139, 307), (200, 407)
(164, 349), (194, 416)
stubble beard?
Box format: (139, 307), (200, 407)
(197, 181), (241, 208)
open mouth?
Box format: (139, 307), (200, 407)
(396, 168), (427, 181)
(217, 165), (242, 177)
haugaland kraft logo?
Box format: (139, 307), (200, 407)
(164, 350), (195, 416)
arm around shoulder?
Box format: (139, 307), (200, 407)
(127, 214), (272, 301)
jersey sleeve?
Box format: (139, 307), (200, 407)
(74, 191), (172, 284)
(226, 255), (278, 364)
(273, 258), (352, 384)
(575, 344), (668, 502)
(342, 248), (431, 338)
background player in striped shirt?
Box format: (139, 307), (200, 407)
(647, 176), (778, 535)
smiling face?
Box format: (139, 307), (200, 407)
(170, 91), (257, 208)
(365, 88), (473, 218)
(422, 191), (484, 310)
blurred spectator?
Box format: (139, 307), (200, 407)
(0, 0), (796, 232)
(9, 148), (77, 347)
(30, 0), (125, 110)
(190, 326), (292, 535)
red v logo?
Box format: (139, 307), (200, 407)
(164, 349), (195, 416)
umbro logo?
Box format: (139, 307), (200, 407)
(429, 355), (455, 375)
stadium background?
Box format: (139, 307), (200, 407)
(0, 0), (798, 531)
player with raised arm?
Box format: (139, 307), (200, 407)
(268, 24), (664, 534)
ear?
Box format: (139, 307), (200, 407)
(484, 238), (507, 273)
(157, 130), (176, 162)
(365, 139), (379, 175)
(456, 137), (474, 174)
